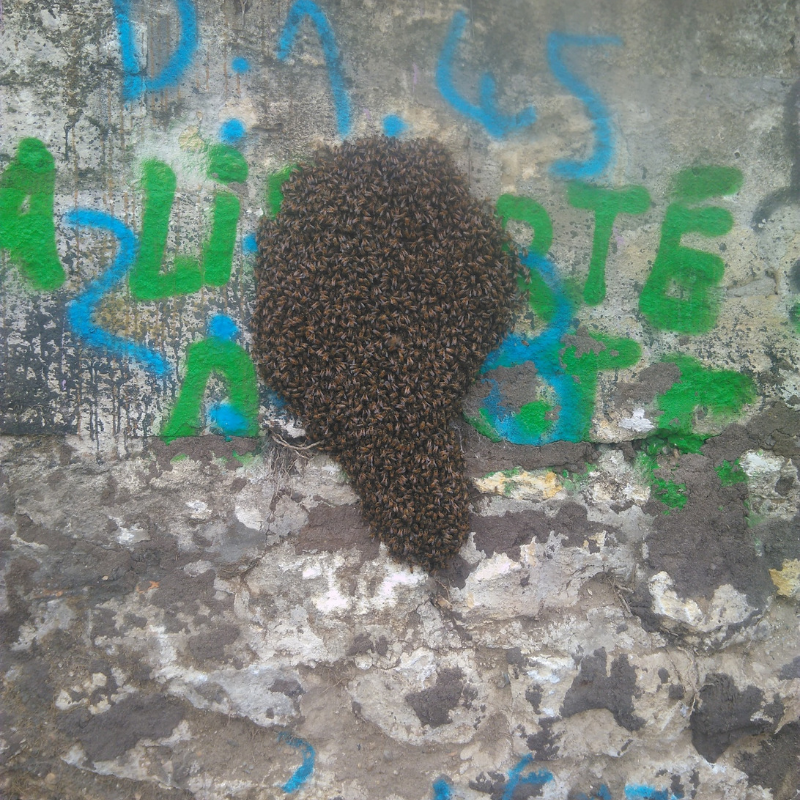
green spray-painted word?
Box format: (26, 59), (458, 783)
(567, 182), (650, 305)
(130, 145), (248, 300)
(0, 138), (64, 290)
(161, 315), (259, 443)
(639, 166), (743, 334)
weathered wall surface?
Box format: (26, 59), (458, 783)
(1, 1), (799, 798)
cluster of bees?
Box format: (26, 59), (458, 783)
(252, 137), (520, 571)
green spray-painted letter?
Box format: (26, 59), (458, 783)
(567, 182), (650, 305)
(0, 138), (65, 290)
(161, 315), (259, 443)
(639, 166), (742, 334)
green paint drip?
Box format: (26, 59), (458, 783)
(717, 459), (747, 486)
(161, 337), (259, 443)
(0, 138), (65, 290)
(267, 164), (300, 219)
(671, 165), (743, 202)
(561, 332), (642, 441)
(496, 194), (553, 255)
(567, 182), (650, 306)
(639, 166), (742, 334)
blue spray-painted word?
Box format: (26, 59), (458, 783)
(65, 210), (169, 376)
(436, 9), (537, 139)
(112, 0), (198, 101)
(277, 0), (351, 137)
(547, 32), (622, 181)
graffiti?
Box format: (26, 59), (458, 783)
(160, 315), (259, 442)
(435, 10), (537, 139)
(547, 33), (622, 181)
(0, 138), (64, 291)
(383, 114), (409, 137)
(266, 164), (300, 219)
(112, 0), (199, 101)
(473, 194), (641, 445)
(639, 166), (742, 334)
(431, 777), (452, 800)
(752, 77), (800, 225)
(567, 182), (650, 305)
(636, 355), (755, 511)
(64, 210), (169, 376)
(278, 732), (315, 794)
(277, 0), (351, 138)
(129, 144), (247, 300)
(469, 163), (742, 446)
(625, 786), (681, 800)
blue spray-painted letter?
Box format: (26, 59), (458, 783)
(436, 10), (536, 139)
(113, 0), (199, 101)
(277, 0), (351, 138)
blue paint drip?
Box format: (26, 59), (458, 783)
(432, 778), (452, 800)
(436, 10), (536, 139)
(220, 118), (246, 144)
(625, 786), (675, 800)
(383, 114), (408, 137)
(242, 233), (258, 255)
(231, 56), (251, 73)
(65, 210), (169, 376)
(279, 733), (315, 793)
(277, 0), (351, 137)
(208, 314), (239, 341)
(547, 32), (622, 180)
(480, 250), (578, 444)
(113, 0), (198, 101)
(501, 755), (553, 800)
(208, 403), (248, 436)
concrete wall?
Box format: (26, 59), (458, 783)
(1, 1), (799, 798)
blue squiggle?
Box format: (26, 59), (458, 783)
(279, 732), (315, 793)
(277, 0), (351, 137)
(480, 250), (577, 444)
(625, 786), (677, 800)
(547, 32), (622, 180)
(65, 210), (169, 375)
(113, 0), (198, 101)
(501, 755), (553, 800)
(436, 10), (536, 139)
(432, 778), (452, 799)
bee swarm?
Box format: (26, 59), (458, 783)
(252, 137), (520, 570)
